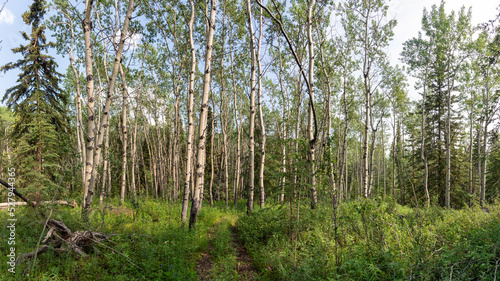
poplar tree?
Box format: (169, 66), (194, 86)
(1, 0), (69, 197)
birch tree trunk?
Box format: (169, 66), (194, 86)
(181, 0), (196, 224)
(317, 28), (335, 205)
(189, 0), (217, 230)
(277, 36), (288, 202)
(83, 0), (135, 220)
(229, 41), (241, 208)
(99, 124), (110, 205)
(256, 8), (266, 208)
(119, 65), (128, 204)
(361, 4), (372, 199)
(82, 0), (96, 211)
(307, 0), (318, 209)
(246, 0), (257, 214)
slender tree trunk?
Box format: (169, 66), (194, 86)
(83, 0), (135, 220)
(99, 124), (109, 205)
(189, 0), (217, 230)
(218, 6), (230, 208)
(119, 65), (128, 204)
(445, 88), (451, 210)
(131, 103), (139, 200)
(82, 0), (96, 212)
(181, 0), (196, 224)
(317, 29), (335, 206)
(60, 12), (86, 187)
(368, 121), (379, 197)
(128, 57), (145, 202)
(256, 8), (266, 208)
(382, 122), (386, 197)
(209, 116), (215, 207)
(277, 36), (288, 202)
(421, 75), (430, 207)
(307, 0), (317, 209)
(293, 76), (302, 198)
(246, 0), (256, 214)
(361, 5), (372, 199)
(338, 57), (350, 202)
(229, 41), (241, 208)
(480, 73), (490, 207)
(392, 113), (396, 200)
(468, 89), (474, 207)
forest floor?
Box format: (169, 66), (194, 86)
(196, 215), (259, 280)
(0, 198), (499, 280)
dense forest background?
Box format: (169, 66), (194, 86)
(2, 0), (498, 216)
(0, 0), (500, 279)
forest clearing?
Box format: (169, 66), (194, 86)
(1, 0), (500, 279)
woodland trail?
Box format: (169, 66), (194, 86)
(231, 225), (258, 280)
(196, 217), (258, 280)
(196, 219), (221, 281)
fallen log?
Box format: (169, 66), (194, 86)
(0, 178), (140, 270)
(0, 200), (77, 210)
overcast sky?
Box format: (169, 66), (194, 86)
(0, 0), (499, 104)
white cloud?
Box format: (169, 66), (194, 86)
(114, 30), (142, 51)
(0, 8), (14, 25)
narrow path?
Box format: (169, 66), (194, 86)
(196, 220), (222, 281)
(231, 225), (258, 280)
(196, 217), (259, 280)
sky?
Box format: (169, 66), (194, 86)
(0, 0), (499, 105)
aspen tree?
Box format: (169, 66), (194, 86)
(181, 0), (196, 224)
(119, 64), (128, 204)
(256, 8), (266, 208)
(82, 0), (135, 219)
(246, 0), (257, 213)
(189, 0), (217, 230)
(256, 0), (319, 209)
(229, 38), (241, 208)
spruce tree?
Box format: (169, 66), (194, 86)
(1, 0), (69, 198)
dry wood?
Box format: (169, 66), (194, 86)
(0, 200), (76, 209)
(0, 179), (135, 268)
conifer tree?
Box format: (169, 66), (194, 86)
(1, 0), (69, 198)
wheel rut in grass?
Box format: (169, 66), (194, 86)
(231, 225), (258, 280)
(196, 219), (222, 281)
(196, 218), (258, 280)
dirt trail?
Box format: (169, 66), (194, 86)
(196, 219), (259, 280)
(231, 225), (258, 280)
(195, 220), (221, 281)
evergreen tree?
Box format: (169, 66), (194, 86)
(0, 0), (69, 198)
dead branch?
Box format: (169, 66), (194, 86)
(0, 200), (77, 210)
(0, 178), (131, 268)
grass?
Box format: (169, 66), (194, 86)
(237, 198), (500, 280)
(1, 197), (499, 280)
(208, 215), (239, 280)
(0, 198), (243, 280)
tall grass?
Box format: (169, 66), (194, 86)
(0, 199), (240, 280)
(237, 199), (500, 280)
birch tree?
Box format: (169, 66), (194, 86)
(189, 0), (217, 230)
(181, 0), (196, 224)
(82, 0), (135, 219)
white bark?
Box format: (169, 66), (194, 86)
(189, 0), (217, 230)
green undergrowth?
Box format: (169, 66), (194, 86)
(2, 198), (498, 280)
(236, 199), (500, 280)
(0, 198), (242, 280)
